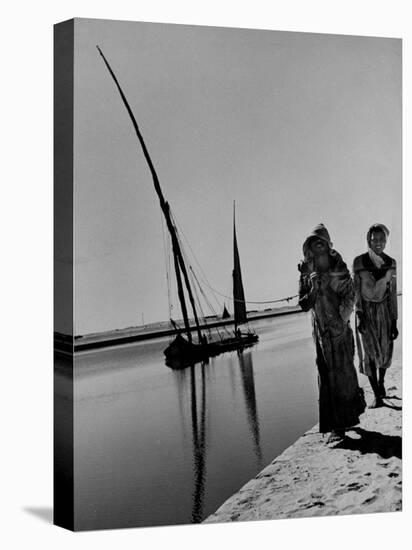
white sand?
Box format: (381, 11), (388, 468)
(205, 358), (402, 522)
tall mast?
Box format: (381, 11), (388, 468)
(233, 201), (247, 331)
(97, 46), (203, 342)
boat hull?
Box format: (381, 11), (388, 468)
(164, 332), (259, 369)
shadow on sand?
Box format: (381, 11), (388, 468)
(383, 401), (402, 411)
(336, 428), (402, 460)
(23, 507), (53, 524)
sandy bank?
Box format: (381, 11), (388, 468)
(205, 357), (402, 523)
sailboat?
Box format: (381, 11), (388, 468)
(97, 46), (258, 368)
(164, 204), (259, 367)
(221, 304), (230, 320)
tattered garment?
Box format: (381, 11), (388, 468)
(353, 252), (397, 376)
(299, 251), (365, 433)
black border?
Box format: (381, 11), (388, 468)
(53, 18), (74, 531)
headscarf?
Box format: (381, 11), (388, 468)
(300, 223), (348, 278)
(302, 223), (333, 260)
(367, 223), (389, 269)
(299, 224), (353, 320)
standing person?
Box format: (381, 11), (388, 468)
(298, 224), (365, 443)
(353, 224), (398, 408)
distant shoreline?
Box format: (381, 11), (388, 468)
(55, 293), (402, 354)
(54, 305), (302, 353)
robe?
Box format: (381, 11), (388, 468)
(299, 251), (365, 433)
(353, 252), (397, 376)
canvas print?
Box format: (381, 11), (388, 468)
(54, 18), (402, 531)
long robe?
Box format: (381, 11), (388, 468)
(353, 252), (397, 376)
(298, 251), (365, 433)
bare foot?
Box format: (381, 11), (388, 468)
(327, 430), (345, 444)
(369, 397), (384, 409)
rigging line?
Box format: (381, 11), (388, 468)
(178, 236), (217, 336)
(187, 263), (224, 341)
(170, 211), (224, 312)
(189, 266), (218, 317)
(185, 256), (204, 316)
(167, 217), (203, 328)
(189, 267), (230, 339)
(170, 207), (298, 306)
(160, 211), (173, 320)
(173, 227), (208, 325)
(172, 223), (201, 310)
(193, 292), (231, 340)
(191, 267), (232, 337)
(167, 231), (175, 315)
(177, 230), (229, 337)
(176, 218), (298, 306)
(172, 216), (216, 321)
(188, 269), (208, 330)
(162, 216), (178, 324)
(198, 277), (299, 305)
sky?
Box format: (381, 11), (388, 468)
(72, 18), (401, 335)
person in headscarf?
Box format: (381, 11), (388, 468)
(353, 224), (398, 408)
(298, 223), (365, 443)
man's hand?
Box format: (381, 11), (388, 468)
(357, 311), (365, 334)
(309, 272), (320, 291)
(390, 320), (399, 341)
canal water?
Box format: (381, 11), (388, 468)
(58, 311), (321, 530)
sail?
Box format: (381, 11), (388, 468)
(233, 204), (247, 326)
(222, 304), (230, 319)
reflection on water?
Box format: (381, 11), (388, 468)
(72, 313), (318, 530)
(183, 352), (262, 522)
(174, 364), (208, 523)
(54, 353), (74, 529)
(189, 365), (207, 522)
(238, 352), (263, 468)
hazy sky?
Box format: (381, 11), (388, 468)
(73, 19), (401, 335)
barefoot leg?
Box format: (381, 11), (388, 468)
(378, 368), (386, 397)
(327, 429), (345, 443)
(368, 361), (383, 407)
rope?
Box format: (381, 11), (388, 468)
(172, 213), (224, 312)
(189, 267), (232, 338)
(171, 210), (298, 306)
(198, 279), (299, 305)
(170, 215), (233, 339)
(176, 229), (229, 338)
(160, 213), (173, 320)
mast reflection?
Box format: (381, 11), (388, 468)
(172, 362), (208, 523)
(237, 351), (263, 467)
(189, 363), (207, 523)
(171, 351), (262, 523)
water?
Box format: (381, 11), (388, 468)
(56, 312), (320, 530)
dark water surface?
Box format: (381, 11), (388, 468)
(65, 312), (320, 529)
